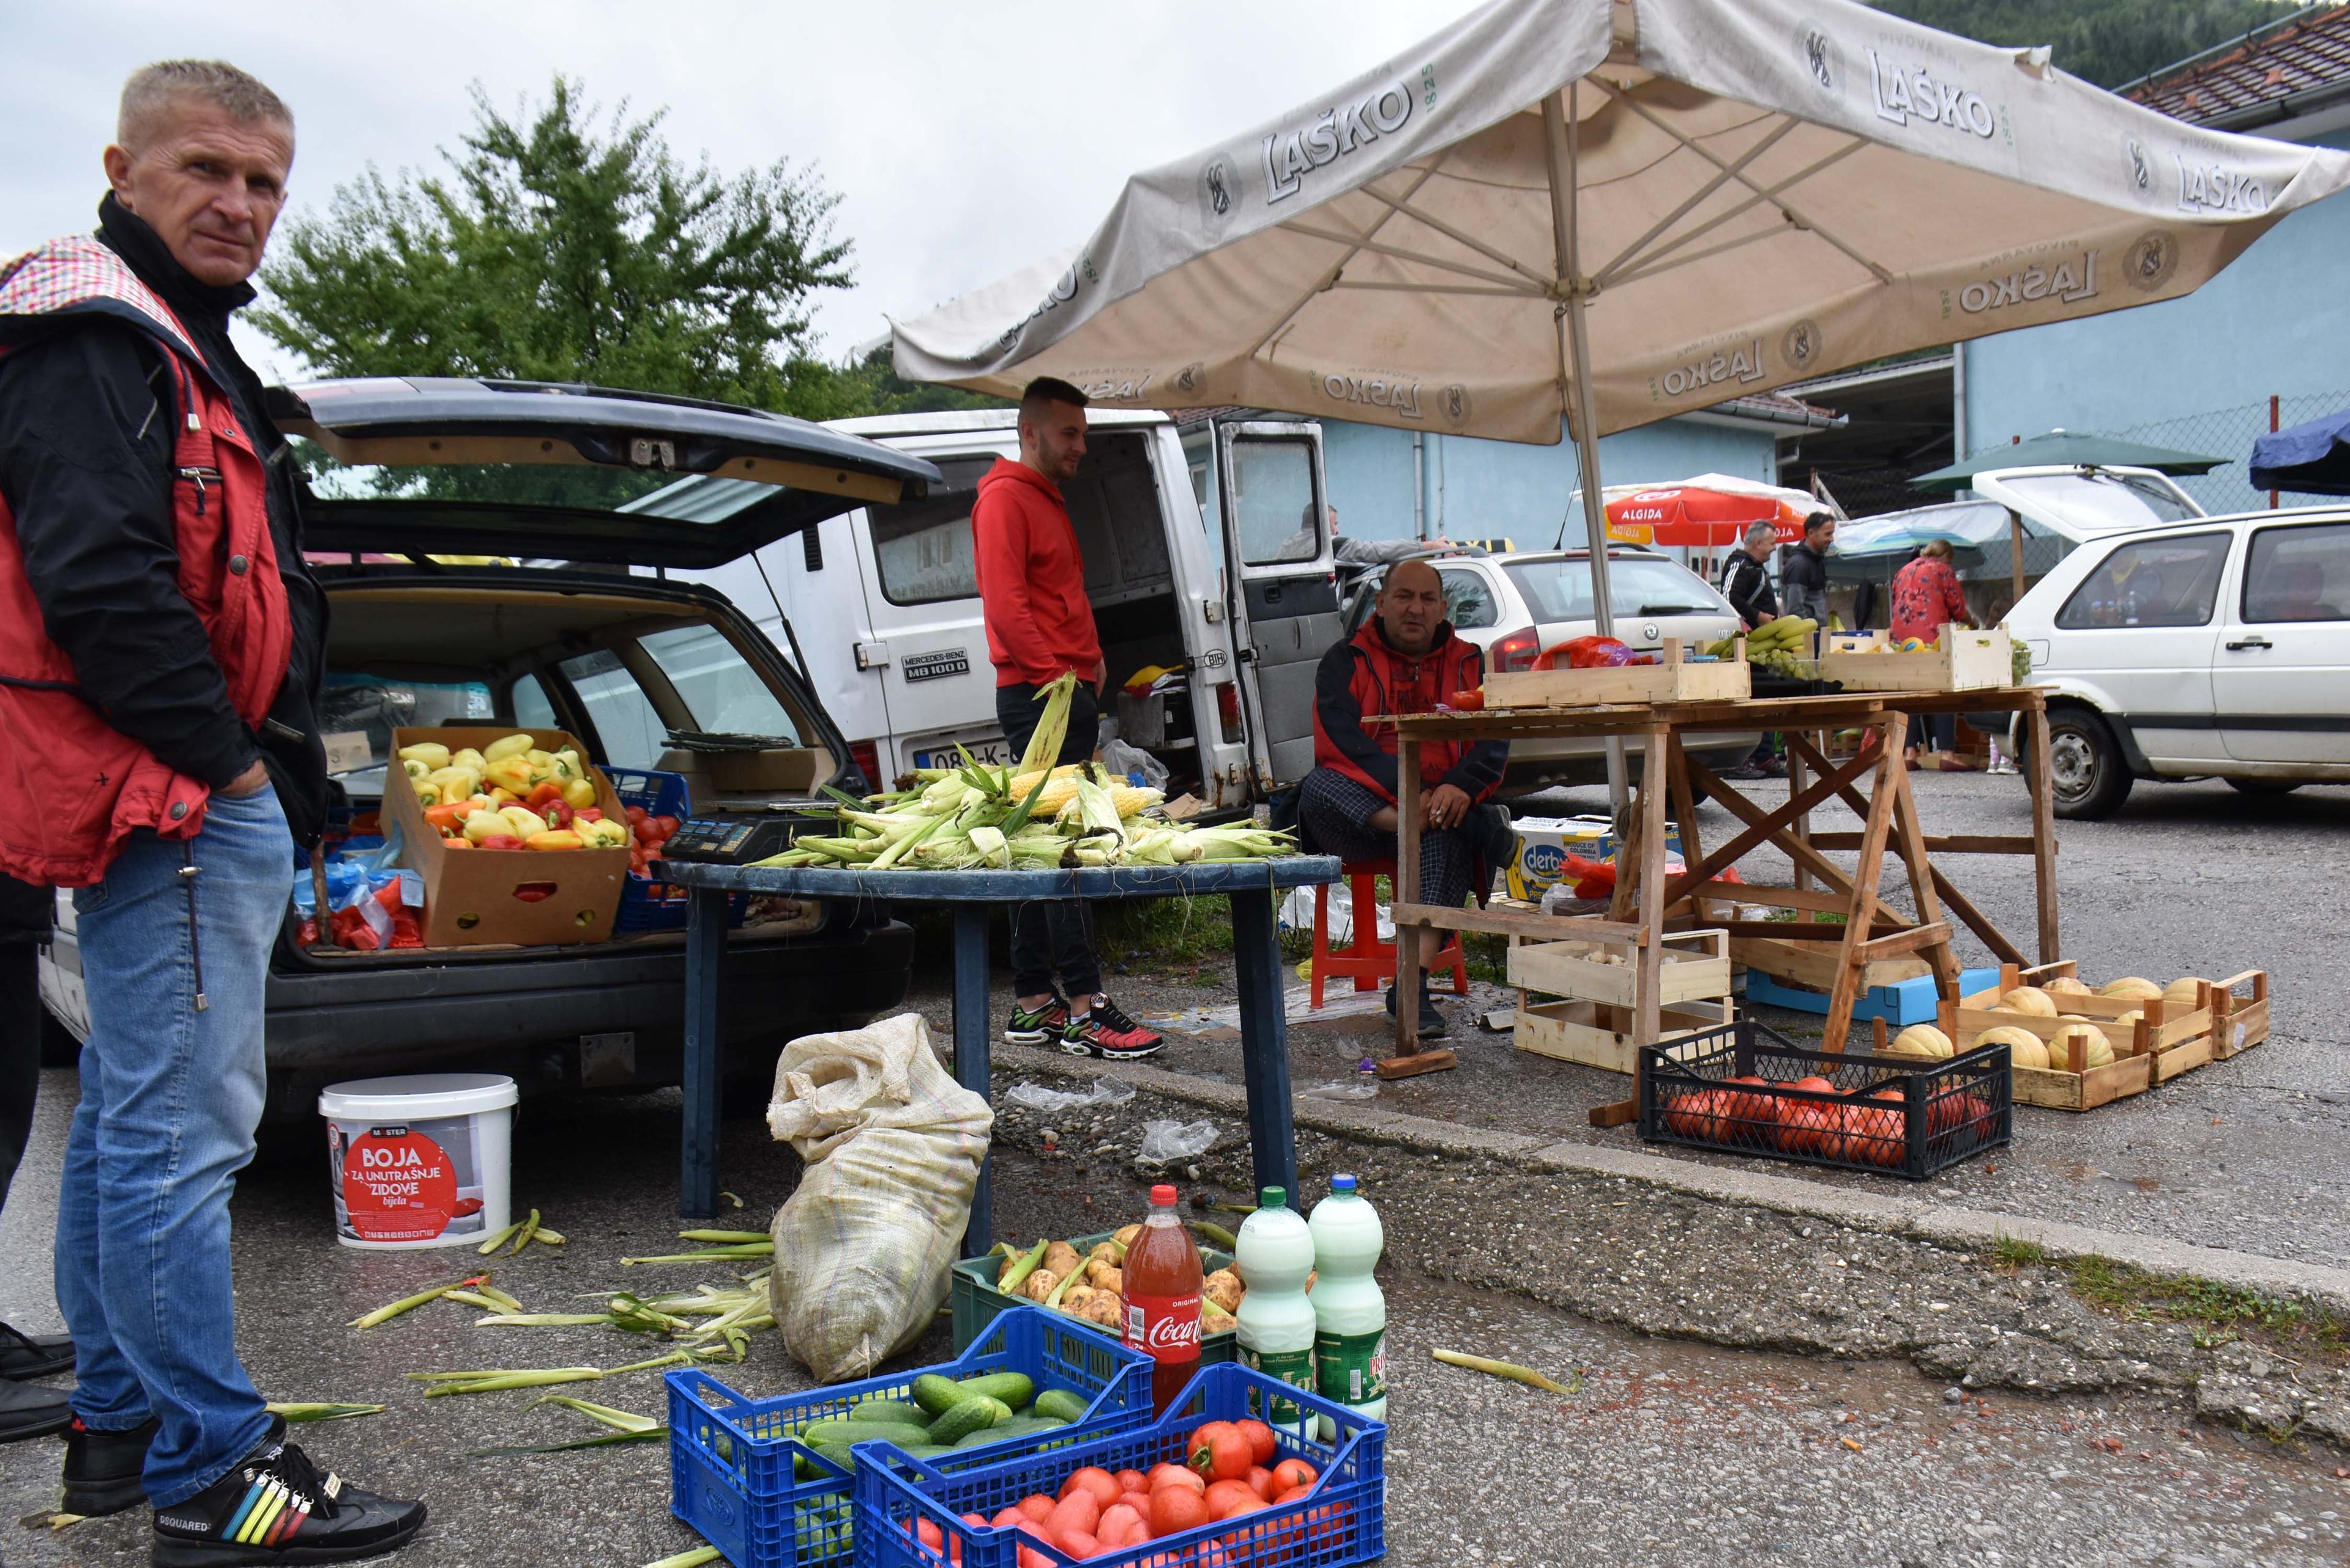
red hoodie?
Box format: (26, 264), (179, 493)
(972, 456), (1102, 688)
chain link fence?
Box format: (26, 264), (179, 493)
(1984, 388), (2350, 517)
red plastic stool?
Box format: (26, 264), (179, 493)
(1309, 859), (1470, 1009)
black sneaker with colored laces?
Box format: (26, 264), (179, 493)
(1061, 994), (1165, 1059)
(61, 1413), (157, 1514)
(151, 1418), (425, 1566)
(1004, 993), (1072, 1045)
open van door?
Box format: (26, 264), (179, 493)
(1215, 420), (1337, 790)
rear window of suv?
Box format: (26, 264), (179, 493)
(1503, 556), (1731, 622)
(2056, 531), (2231, 629)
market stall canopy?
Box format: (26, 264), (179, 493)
(2249, 406), (2350, 496)
(1829, 498), (2018, 559)
(891, 0), (2350, 447)
(1595, 472), (1828, 546)
(1911, 430), (2228, 492)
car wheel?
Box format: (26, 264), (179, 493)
(2035, 709), (2132, 820)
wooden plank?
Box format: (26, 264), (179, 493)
(1513, 998), (1733, 1074)
(1392, 734), (1425, 1063)
(1730, 935), (1930, 992)
(1854, 921), (1954, 961)
(1665, 733), (1711, 925)
(1675, 881), (1897, 919)
(1509, 930), (1730, 1009)
(1786, 734), (1813, 913)
(2026, 703), (2061, 965)
(1805, 833), (2042, 856)
(1635, 728), (1670, 1050)
(1390, 901), (1644, 944)
(1375, 1048), (1460, 1080)
(1885, 762), (1964, 1002)
(1818, 629), (2012, 692)
(1589, 1099), (1639, 1129)
(1608, 771), (1644, 926)
(1823, 716), (1908, 1051)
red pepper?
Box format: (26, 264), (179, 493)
(478, 833), (524, 851)
(575, 807), (603, 823)
(526, 782), (565, 810)
(542, 800), (573, 829)
(1449, 689), (1485, 711)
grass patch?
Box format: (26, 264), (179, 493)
(1992, 1235), (2349, 1356)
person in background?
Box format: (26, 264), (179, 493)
(1717, 521), (1785, 780)
(1303, 502), (1453, 586)
(1778, 510), (1836, 624)
(0, 60), (426, 1558)
(0, 875), (73, 1446)
(1891, 539), (1977, 770)
(972, 376), (1164, 1059)
(1299, 560), (1512, 1039)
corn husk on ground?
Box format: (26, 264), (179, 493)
(753, 677), (1296, 872)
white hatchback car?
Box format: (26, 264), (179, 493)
(2003, 507), (2350, 818)
(1341, 546), (1757, 793)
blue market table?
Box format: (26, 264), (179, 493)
(655, 856), (1341, 1254)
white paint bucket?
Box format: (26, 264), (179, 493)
(317, 1073), (517, 1250)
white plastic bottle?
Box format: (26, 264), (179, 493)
(1307, 1173), (1387, 1428)
(1233, 1185), (1318, 1436)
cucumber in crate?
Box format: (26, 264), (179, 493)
(667, 1306), (1153, 1568)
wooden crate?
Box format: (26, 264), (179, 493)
(1485, 637), (1750, 709)
(1819, 627), (2010, 692)
(1509, 928), (1731, 1009)
(2211, 969), (2270, 1059)
(1514, 997), (1734, 1075)
(1958, 960), (2214, 1086)
(1731, 931), (1929, 993)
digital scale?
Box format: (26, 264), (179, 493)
(655, 805), (838, 866)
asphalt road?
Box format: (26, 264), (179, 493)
(3, 1083), (2346, 1568)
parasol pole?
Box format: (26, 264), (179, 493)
(1543, 82), (1630, 823)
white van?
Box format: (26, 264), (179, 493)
(676, 410), (1343, 814)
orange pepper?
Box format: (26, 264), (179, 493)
(442, 836), (474, 849)
(526, 781), (565, 810)
(424, 802), (466, 834)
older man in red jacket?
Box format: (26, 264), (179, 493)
(1301, 560), (1512, 1038)
(972, 377), (1163, 1058)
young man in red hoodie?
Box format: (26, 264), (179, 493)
(974, 378), (1163, 1058)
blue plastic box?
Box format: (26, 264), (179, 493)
(668, 1306), (1153, 1568)
(1742, 965), (2002, 1027)
(854, 1363), (1386, 1568)
(606, 767), (747, 935)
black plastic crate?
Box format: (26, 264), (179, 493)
(1638, 1020), (2010, 1179)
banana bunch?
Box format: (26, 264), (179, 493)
(1706, 616), (1817, 676)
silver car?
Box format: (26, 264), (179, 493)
(1341, 545), (1762, 795)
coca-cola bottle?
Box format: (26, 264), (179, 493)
(1122, 1183), (1204, 1414)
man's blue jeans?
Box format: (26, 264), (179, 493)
(56, 785), (290, 1508)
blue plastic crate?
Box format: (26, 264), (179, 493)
(606, 767), (747, 935)
(855, 1363), (1386, 1568)
(1743, 965), (2002, 1027)
(669, 1306), (1154, 1568)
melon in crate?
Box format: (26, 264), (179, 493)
(1974, 1025), (2050, 1069)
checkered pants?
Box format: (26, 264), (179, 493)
(1296, 767), (1507, 916)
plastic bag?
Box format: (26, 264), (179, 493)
(1006, 1077), (1136, 1113)
(1099, 737), (1169, 791)
(1300, 1080), (1379, 1101)
(766, 1014), (994, 1381)
(1136, 1119), (1219, 1164)
(1277, 883), (1392, 947)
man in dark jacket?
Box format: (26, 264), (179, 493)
(1717, 521), (1780, 630)
(1778, 511), (1837, 624)
(1300, 561), (1511, 1036)
(0, 61), (422, 1560)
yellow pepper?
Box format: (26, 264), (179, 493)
(397, 742), (450, 771)
(452, 747), (487, 773)
(499, 805), (550, 840)
(524, 830), (584, 851)
(560, 776), (597, 810)
(484, 756), (537, 795)
(483, 733), (535, 764)
(461, 809), (508, 844)
(403, 758), (430, 782)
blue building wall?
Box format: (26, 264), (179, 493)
(1316, 415), (1781, 550)
(1961, 125), (2350, 516)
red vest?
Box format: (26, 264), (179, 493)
(0, 237), (291, 887)
(1312, 620), (1489, 802)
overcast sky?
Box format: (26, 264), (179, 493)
(9, 0), (1483, 381)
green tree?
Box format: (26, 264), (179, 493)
(1868, 1), (2311, 89)
(255, 77), (856, 417)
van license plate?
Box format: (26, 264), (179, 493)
(915, 740), (1009, 771)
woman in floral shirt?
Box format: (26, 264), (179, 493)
(1890, 540), (1975, 767)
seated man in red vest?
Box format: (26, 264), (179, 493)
(1300, 560), (1511, 1037)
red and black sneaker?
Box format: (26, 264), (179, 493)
(1004, 993), (1072, 1045)
(1061, 995), (1165, 1059)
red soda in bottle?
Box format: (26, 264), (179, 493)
(1121, 1183), (1203, 1414)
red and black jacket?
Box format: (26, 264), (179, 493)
(1311, 619), (1506, 806)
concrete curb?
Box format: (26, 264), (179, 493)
(994, 1045), (2350, 1315)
